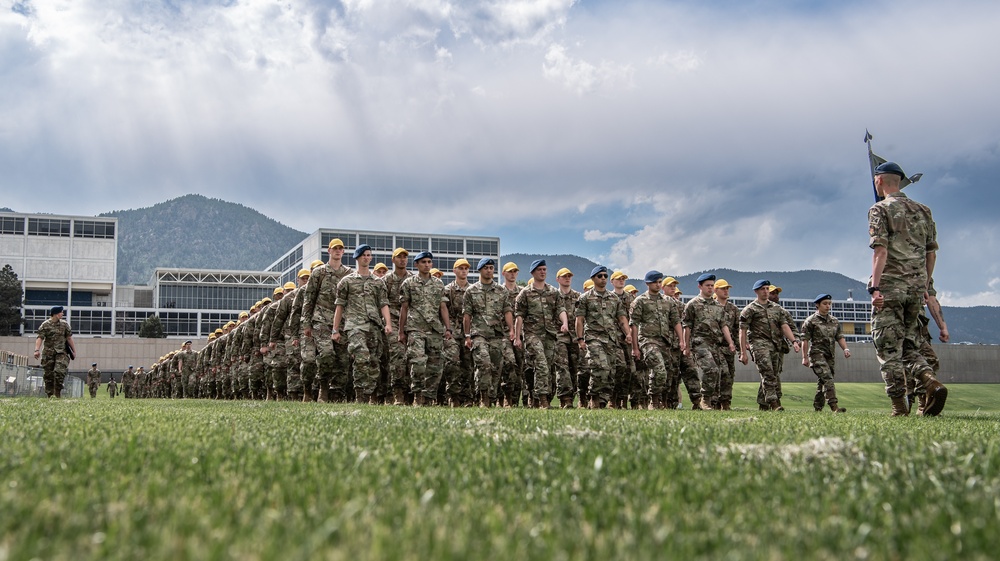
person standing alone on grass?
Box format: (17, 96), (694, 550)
(87, 362), (101, 398)
(34, 306), (76, 398)
(800, 294), (851, 413)
(868, 161), (948, 416)
(108, 375), (118, 399)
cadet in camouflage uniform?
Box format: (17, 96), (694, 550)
(630, 271), (684, 409)
(299, 259), (325, 401)
(108, 375), (118, 398)
(384, 249), (413, 405)
(34, 306), (76, 398)
(284, 269), (311, 401)
(610, 271), (638, 408)
(758, 286), (797, 409)
(713, 279), (740, 410)
(553, 268), (581, 408)
(121, 365), (135, 398)
(514, 260), (568, 409)
(259, 287), (286, 400)
(501, 262), (525, 407)
(177, 340), (196, 398)
(575, 266), (631, 408)
(463, 258), (516, 407)
(739, 280), (799, 411)
(683, 274), (735, 411)
(909, 278), (947, 413)
(664, 279), (704, 409)
(332, 244), (393, 403)
(800, 294), (851, 413)
(399, 251), (453, 406)
(302, 239), (354, 402)
(443, 259), (474, 406)
(868, 161), (947, 416)
(87, 362), (101, 398)
(266, 282), (297, 399)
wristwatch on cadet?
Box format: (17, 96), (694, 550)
(867, 286), (880, 295)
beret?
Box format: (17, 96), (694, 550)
(814, 294), (832, 305)
(590, 265), (609, 278)
(644, 270), (664, 284)
(352, 244), (372, 259)
(874, 161), (906, 179)
(413, 251), (434, 262)
(530, 259), (546, 273)
(752, 279), (771, 290)
(696, 273), (716, 283)
(476, 257), (496, 271)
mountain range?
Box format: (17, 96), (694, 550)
(4, 196), (997, 343)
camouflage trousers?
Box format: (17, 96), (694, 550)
(716, 348), (736, 406)
(170, 375), (181, 399)
(249, 357), (266, 400)
(908, 318), (939, 397)
(749, 340), (783, 404)
(299, 334), (317, 395)
(285, 340), (303, 395)
(809, 352), (839, 410)
(501, 338), (524, 404)
(553, 338), (579, 399)
(872, 291), (935, 399)
(613, 338), (633, 404)
(346, 328), (384, 396)
(89, 381), (99, 398)
(757, 349), (788, 407)
(688, 339), (724, 404)
(470, 335), (504, 398)
(639, 338), (672, 398)
(673, 349), (702, 407)
(406, 330), (445, 399)
(584, 337), (621, 405)
(523, 332), (557, 398)
(443, 336), (474, 403)
(387, 331), (410, 393)
(267, 343), (288, 395)
(314, 319), (351, 400)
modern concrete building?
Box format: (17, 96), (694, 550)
(267, 228), (502, 284)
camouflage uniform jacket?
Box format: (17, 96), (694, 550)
(87, 367), (101, 384)
(739, 300), (791, 348)
(383, 270), (412, 325)
(226, 323), (245, 363)
(270, 293), (295, 344)
(615, 290), (636, 319)
(868, 191), (938, 295)
(576, 289), (626, 342)
(287, 287), (306, 340)
(464, 281), (512, 339)
(515, 283), (565, 338)
(444, 281), (470, 336)
(556, 288), (581, 343)
(258, 301), (282, 347)
(335, 273), (389, 332)
(36, 318), (72, 355)
(302, 263), (354, 329)
(400, 275), (448, 334)
(801, 312), (843, 358)
(683, 295), (727, 345)
(630, 291), (681, 343)
(719, 300), (740, 349)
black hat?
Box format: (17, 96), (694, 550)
(352, 244), (373, 259)
(49, 305), (64, 316)
(874, 161), (906, 179)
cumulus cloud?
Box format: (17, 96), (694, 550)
(583, 229), (627, 242)
(542, 43), (634, 95)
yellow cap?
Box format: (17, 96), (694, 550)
(768, 285), (782, 293)
(663, 276), (679, 286)
(373, 262), (388, 272)
(556, 268), (573, 277)
(624, 285), (638, 294)
(453, 258), (471, 269)
(273, 287), (284, 295)
(261, 297), (272, 305)
(675, 288), (683, 295)
(502, 262), (519, 273)
(283, 281), (296, 291)
(430, 268), (443, 278)
(583, 279), (595, 291)
(610, 270), (628, 281)
(328, 238), (345, 249)
(239, 311), (249, 319)
(214, 329), (223, 336)
(310, 259), (324, 269)
(297, 268), (311, 278)
(714, 279), (731, 289)
(392, 247), (409, 258)
(208, 333), (217, 340)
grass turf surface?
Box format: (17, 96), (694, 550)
(2, 383), (999, 561)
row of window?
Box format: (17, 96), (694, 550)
(269, 246), (303, 273)
(0, 217), (116, 238)
(158, 285), (274, 311)
(317, 232), (498, 257)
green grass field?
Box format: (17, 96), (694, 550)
(2, 383), (999, 561)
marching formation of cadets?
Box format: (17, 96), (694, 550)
(114, 238), (854, 412)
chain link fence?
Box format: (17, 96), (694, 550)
(1, 350), (84, 398)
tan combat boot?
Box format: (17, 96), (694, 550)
(479, 391), (491, 408)
(770, 400), (784, 411)
(829, 401), (846, 413)
(560, 396), (574, 409)
(537, 395), (550, 409)
(317, 386), (329, 403)
(698, 397), (714, 411)
(922, 378), (948, 416)
(890, 396), (910, 416)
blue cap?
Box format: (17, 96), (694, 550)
(644, 270), (664, 284)
(529, 259), (546, 273)
(874, 161), (906, 179)
(352, 244), (372, 259)
(590, 265), (609, 278)
(476, 257), (496, 271)
(413, 251), (433, 262)
(753, 279), (771, 290)
(49, 306), (64, 316)
(814, 294), (832, 305)
(696, 273), (716, 284)
(128, 365), (133, 369)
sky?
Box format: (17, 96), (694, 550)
(3, 0), (1000, 306)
